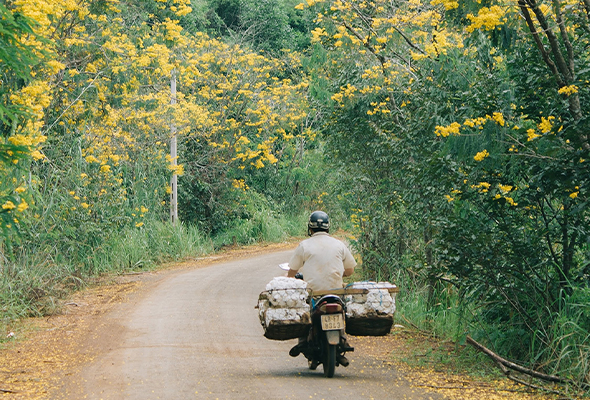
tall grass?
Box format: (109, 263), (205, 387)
(527, 287), (590, 394)
(87, 220), (214, 274)
(0, 220), (212, 338)
(212, 210), (307, 248)
(392, 268), (468, 340)
(388, 264), (590, 395)
(1, 209), (310, 342)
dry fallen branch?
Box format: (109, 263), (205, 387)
(398, 314), (433, 337)
(466, 336), (566, 383)
(0, 388), (18, 393)
(415, 384), (471, 390)
(490, 359), (565, 396)
(415, 383), (529, 393)
(466, 335), (589, 399)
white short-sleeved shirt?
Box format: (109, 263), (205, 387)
(288, 232), (357, 292)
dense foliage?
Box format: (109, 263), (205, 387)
(1, 0), (589, 394)
(299, 0), (590, 391)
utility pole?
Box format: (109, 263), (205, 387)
(170, 71), (178, 224)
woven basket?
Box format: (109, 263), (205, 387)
(258, 290), (311, 341)
(263, 318), (311, 340)
(345, 314), (394, 336)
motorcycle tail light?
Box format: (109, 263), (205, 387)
(324, 303), (342, 314)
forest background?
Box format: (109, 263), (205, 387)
(1, 0), (589, 396)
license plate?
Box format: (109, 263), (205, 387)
(321, 314), (344, 330)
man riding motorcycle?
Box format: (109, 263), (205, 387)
(286, 210), (356, 367)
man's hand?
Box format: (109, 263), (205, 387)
(287, 269), (298, 278)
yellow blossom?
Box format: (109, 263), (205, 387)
(2, 201), (16, 210)
(31, 150), (45, 160)
(527, 129), (542, 141)
(435, 122), (461, 137)
(311, 28), (328, 43)
(331, 93), (344, 103)
(538, 116), (555, 134)
(498, 184), (513, 193)
(466, 6), (506, 33)
(474, 149), (489, 161)
(472, 182), (491, 193)
(252, 158), (265, 169)
(558, 85), (578, 96)
(232, 179), (249, 191)
(431, 0), (459, 10)
(505, 197), (517, 206)
(491, 112), (504, 126)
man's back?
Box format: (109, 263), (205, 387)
(288, 232), (356, 292)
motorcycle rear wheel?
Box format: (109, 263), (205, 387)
(323, 344), (336, 378)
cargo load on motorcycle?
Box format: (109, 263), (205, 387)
(257, 277), (398, 340)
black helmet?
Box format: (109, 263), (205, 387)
(308, 210), (329, 235)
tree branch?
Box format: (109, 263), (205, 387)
(466, 335), (567, 383)
(526, 0), (573, 83)
(342, 21), (386, 67)
(518, 0), (562, 85)
(552, 0), (575, 75)
(583, 0), (590, 21)
(525, 0), (585, 127)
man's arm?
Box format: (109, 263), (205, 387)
(287, 244), (304, 278)
(342, 242), (356, 278)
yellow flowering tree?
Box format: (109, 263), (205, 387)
(0, 0), (312, 256)
(176, 40), (312, 230)
(299, 0), (590, 387)
(0, 4), (48, 239)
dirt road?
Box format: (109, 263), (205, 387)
(52, 248), (443, 399)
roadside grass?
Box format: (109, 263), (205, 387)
(212, 210), (306, 249)
(388, 327), (503, 379)
(345, 267), (499, 378)
(86, 220), (214, 274)
(378, 269), (589, 398)
(0, 212), (307, 345)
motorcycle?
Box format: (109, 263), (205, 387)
(278, 263), (353, 378)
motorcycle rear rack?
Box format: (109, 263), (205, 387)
(312, 287), (399, 297)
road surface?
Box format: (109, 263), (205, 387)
(58, 248), (442, 399)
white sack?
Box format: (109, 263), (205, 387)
(265, 276), (308, 291)
(264, 307), (310, 326)
(344, 281), (396, 318)
(258, 277), (311, 326)
(264, 277), (309, 308)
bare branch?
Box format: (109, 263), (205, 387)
(583, 0), (590, 21)
(525, 0), (573, 82)
(552, 0), (575, 75)
(342, 21), (386, 67)
(517, 0), (562, 85)
(466, 335), (567, 383)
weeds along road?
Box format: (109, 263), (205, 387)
(55, 247), (442, 400)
